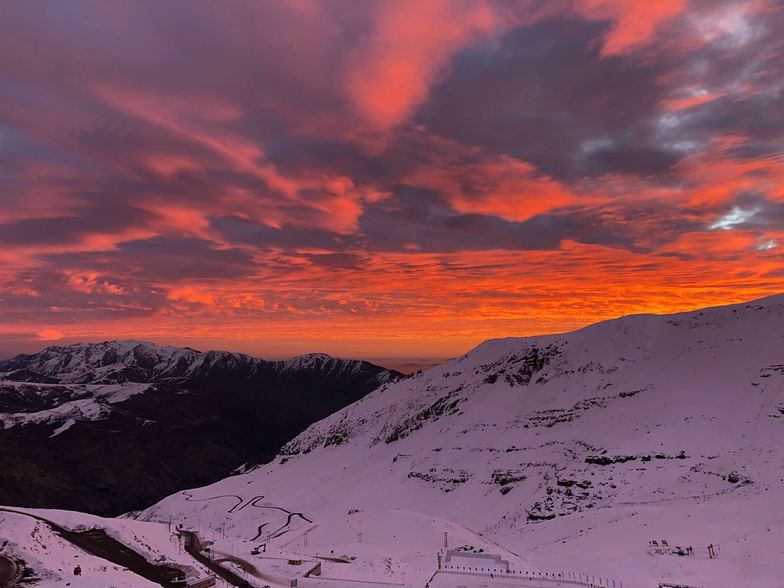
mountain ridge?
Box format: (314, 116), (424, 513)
(139, 294), (784, 587)
(0, 339), (398, 387)
(0, 341), (403, 516)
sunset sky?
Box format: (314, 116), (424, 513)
(1, 0), (783, 362)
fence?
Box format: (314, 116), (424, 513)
(435, 568), (623, 587)
(295, 577), (404, 587)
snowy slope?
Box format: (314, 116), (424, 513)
(0, 507), (213, 587)
(139, 295), (784, 587)
(0, 381), (151, 435)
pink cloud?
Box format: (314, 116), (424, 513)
(574, 0), (687, 55)
(345, 0), (502, 130)
(661, 90), (726, 111)
(403, 138), (581, 222)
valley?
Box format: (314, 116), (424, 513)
(0, 341), (400, 515)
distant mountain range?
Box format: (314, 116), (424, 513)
(0, 341), (402, 515)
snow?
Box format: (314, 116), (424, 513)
(49, 418), (76, 438)
(5, 295), (784, 587)
(0, 507), (211, 587)
(275, 353), (372, 377)
(507, 494), (784, 588)
(138, 294), (784, 587)
(0, 339), (391, 386)
(0, 383), (151, 430)
(1, 396), (109, 429)
(0, 341), (395, 431)
(0, 340), (200, 384)
(276, 353), (336, 371)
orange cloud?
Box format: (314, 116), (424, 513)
(406, 149), (579, 221)
(66, 272), (125, 295)
(37, 329), (64, 341)
(29, 237), (782, 360)
(166, 287), (266, 313)
(167, 287), (217, 306)
(675, 135), (784, 207)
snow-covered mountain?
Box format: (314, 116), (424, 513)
(0, 341), (402, 516)
(133, 295), (784, 587)
(0, 340), (396, 387)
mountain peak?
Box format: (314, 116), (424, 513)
(0, 340), (402, 386)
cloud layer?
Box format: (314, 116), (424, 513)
(0, 0), (782, 358)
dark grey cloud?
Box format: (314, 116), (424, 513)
(709, 191), (784, 231)
(211, 217), (361, 252)
(304, 253), (366, 270)
(45, 237), (257, 282)
(0, 194), (152, 246)
(359, 188), (643, 253)
(416, 17), (682, 181)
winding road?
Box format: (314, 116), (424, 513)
(179, 491), (312, 542)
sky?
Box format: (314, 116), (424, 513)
(0, 0), (783, 362)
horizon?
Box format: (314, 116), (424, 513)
(0, 336), (450, 373)
(2, 290), (780, 370)
(3, 283), (782, 586)
(1, 1), (783, 360)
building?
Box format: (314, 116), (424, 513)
(439, 549), (510, 574)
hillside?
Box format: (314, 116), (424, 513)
(137, 295), (784, 587)
(0, 341), (401, 515)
